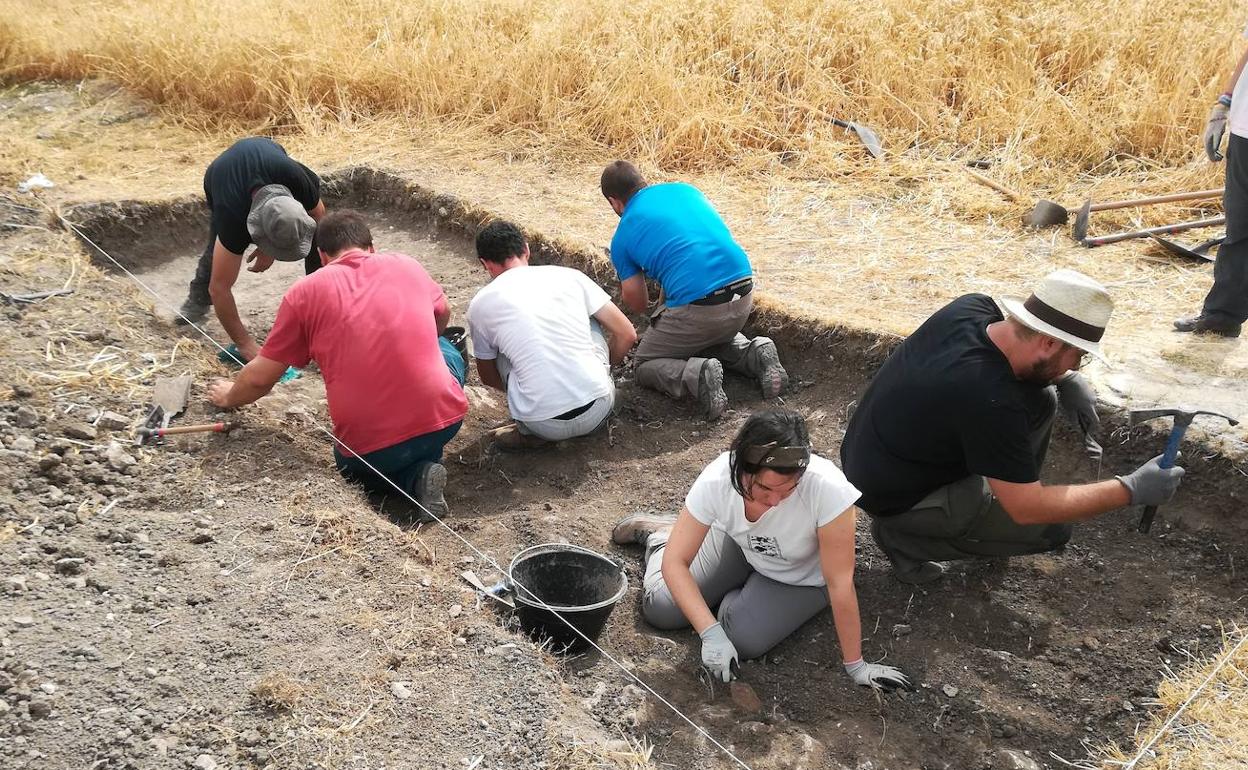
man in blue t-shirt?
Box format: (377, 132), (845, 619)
(600, 160), (788, 420)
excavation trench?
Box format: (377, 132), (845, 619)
(65, 168), (1248, 770)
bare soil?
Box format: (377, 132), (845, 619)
(2, 177), (1246, 770)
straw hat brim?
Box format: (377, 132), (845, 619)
(999, 297), (1107, 362)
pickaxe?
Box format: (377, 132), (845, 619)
(1071, 189), (1222, 241)
(1128, 407), (1238, 533)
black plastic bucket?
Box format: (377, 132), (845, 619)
(441, 326), (469, 367)
(508, 543), (628, 654)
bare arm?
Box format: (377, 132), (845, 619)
(206, 355), (289, 409)
(475, 357), (505, 392)
(619, 274), (649, 314)
(659, 508), (716, 633)
(308, 199), (326, 221)
(433, 291), (450, 336)
(206, 238), (259, 360)
(592, 301), (638, 366)
(988, 477), (1131, 526)
(818, 507), (863, 664)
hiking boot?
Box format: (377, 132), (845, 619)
(1173, 313), (1242, 338)
(697, 359), (728, 421)
(175, 294), (211, 326)
(611, 512), (677, 546)
(870, 519), (945, 585)
(748, 337), (789, 399)
(412, 462), (448, 520)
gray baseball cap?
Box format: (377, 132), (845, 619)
(246, 184), (316, 263)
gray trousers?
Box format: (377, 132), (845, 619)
(497, 320), (614, 441)
(641, 527), (827, 660)
(633, 293), (760, 398)
(871, 387), (1073, 562)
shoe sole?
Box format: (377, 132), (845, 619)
(415, 463), (448, 520)
(611, 513), (677, 545)
(698, 359), (727, 421)
(747, 339), (789, 399)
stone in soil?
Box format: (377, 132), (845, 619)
(994, 748), (1041, 770)
(96, 411), (130, 430)
(63, 422), (97, 440)
(105, 442), (136, 471)
(14, 405), (39, 428)
(11, 436), (36, 453)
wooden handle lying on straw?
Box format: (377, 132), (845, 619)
(137, 422), (234, 438)
(1082, 216), (1226, 247)
(966, 169), (1024, 202)
(1086, 188), (1222, 213)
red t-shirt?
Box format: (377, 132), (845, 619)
(261, 250), (468, 455)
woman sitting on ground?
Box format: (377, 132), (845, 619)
(612, 409), (908, 688)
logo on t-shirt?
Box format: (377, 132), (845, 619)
(748, 535), (782, 559)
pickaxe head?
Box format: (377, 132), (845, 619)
(1022, 199), (1069, 228)
(1072, 199), (1093, 241)
(1129, 407), (1239, 430)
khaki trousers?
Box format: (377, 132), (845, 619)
(633, 293), (756, 398)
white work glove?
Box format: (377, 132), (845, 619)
(1056, 372), (1102, 460)
(1117, 454), (1185, 507)
(844, 659), (911, 691)
(699, 622), (739, 683)
(1205, 102), (1229, 162)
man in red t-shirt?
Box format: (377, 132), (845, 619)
(207, 210), (469, 518)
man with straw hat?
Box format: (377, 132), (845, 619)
(1177, 33), (1248, 337)
(179, 137), (326, 363)
(841, 270), (1185, 584)
(599, 160), (788, 420)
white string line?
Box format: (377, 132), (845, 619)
(52, 206), (758, 770)
(1119, 626), (1248, 770)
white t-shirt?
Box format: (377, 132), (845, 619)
(684, 452), (861, 587)
(1231, 24), (1248, 138)
(468, 265), (614, 422)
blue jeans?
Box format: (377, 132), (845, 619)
(334, 336), (466, 496)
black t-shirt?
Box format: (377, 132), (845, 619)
(203, 137), (321, 255)
(840, 294), (1052, 516)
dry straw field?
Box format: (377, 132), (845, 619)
(3, 2), (1248, 769)
(0, 0), (1243, 181)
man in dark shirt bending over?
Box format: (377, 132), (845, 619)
(841, 270), (1185, 584)
(179, 137), (326, 363)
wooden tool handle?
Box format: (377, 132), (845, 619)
(1090, 188), (1223, 213)
(966, 169), (1024, 202)
(1083, 216), (1227, 247)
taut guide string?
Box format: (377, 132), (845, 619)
(47, 202), (759, 770)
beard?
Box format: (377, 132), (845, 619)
(1020, 352), (1067, 385)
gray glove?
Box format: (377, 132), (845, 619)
(1117, 454), (1185, 507)
(699, 623), (738, 683)
(1205, 103), (1229, 162)
(844, 659), (910, 691)
(1056, 373), (1102, 460)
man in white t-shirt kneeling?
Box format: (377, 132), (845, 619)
(468, 220), (637, 444)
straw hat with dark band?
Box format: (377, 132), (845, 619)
(999, 269), (1114, 361)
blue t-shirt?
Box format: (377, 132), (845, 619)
(608, 183), (753, 308)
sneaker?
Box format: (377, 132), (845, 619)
(870, 519), (945, 585)
(412, 462), (448, 520)
(175, 295), (210, 326)
(1173, 313), (1242, 337)
(697, 359), (728, 421)
(611, 512), (677, 546)
(490, 424), (552, 452)
(748, 337), (789, 399)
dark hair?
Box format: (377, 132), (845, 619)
(475, 220), (527, 265)
(316, 210), (373, 255)
(600, 160), (647, 204)
(728, 409), (811, 498)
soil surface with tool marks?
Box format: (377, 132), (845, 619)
(1, 179), (1247, 770)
